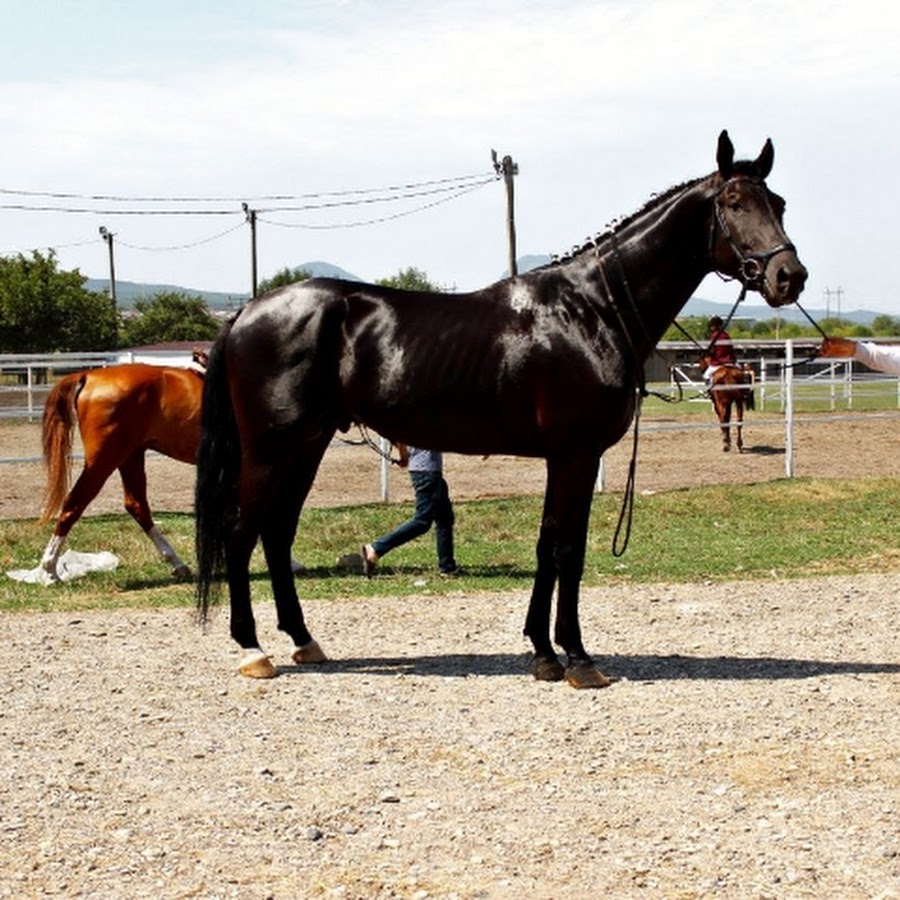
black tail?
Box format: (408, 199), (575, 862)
(743, 367), (756, 411)
(195, 321), (241, 622)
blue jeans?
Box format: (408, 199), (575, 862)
(372, 471), (457, 572)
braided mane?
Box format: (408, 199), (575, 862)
(541, 174), (710, 269)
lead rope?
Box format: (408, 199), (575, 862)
(611, 387), (643, 557)
(349, 423), (405, 465)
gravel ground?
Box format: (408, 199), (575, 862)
(2, 413), (899, 897)
(1, 578), (898, 898)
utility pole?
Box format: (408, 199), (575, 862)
(492, 149), (519, 277)
(243, 202), (258, 297)
(99, 226), (116, 306)
(824, 286), (844, 321)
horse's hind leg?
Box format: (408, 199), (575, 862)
(119, 451), (191, 580)
(735, 401), (744, 453)
(40, 457), (118, 580)
(720, 402), (732, 452)
(259, 440), (331, 665)
(524, 482), (564, 681)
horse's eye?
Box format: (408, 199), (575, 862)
(729, 200), (743, 212)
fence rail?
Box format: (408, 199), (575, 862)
(2, 343), (899, 493)
(0, 349), (195, 421)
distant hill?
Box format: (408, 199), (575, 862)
(295, 261), (363, 282)
(85, 278), (249, 311)
(88, 259), (888, 326)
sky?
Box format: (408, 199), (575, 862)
(1, 0), (898, 314)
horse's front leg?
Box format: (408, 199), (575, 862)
(524, 485), (563, 681)
(549, 454), (611, 689)
(735, 401), (744, 452)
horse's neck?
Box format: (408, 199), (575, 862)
(598, 177), (714, 356)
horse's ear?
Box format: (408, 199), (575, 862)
(716, 130), (734, 179)
(754, 138), (774, 179)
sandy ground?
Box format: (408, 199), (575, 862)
(1, 412), (899, 897)
(3, 409), (900, 521)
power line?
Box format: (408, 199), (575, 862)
(257, 178), (496, 230)
(0, 172), (497, 207)
(116, 222), (246, 252)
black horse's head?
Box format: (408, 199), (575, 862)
(710, 130), (807, 306)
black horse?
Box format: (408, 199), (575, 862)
(196, 130), (807, 688)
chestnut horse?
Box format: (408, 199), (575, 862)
(39, 357), (206, 582)
(701, 355), (756, 452)
(195, 131), (807, 687)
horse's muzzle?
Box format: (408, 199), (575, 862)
(769, 252), (808, 305)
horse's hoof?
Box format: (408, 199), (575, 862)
(292, 639), (328, 664)
(564, 660), (612, 689)
(529, 654), (565, 682)
(172, 564), (193, 582)
(238, 650), (278, 679)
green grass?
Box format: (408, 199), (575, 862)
(2, 477), (899, 613)
(642, 379), (900, 417)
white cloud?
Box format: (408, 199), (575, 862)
(1, 0), (898, 308)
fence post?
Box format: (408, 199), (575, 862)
(27, 365), (35, 422)
(784, 340), (794, 477)
(759, 357), (767, 411)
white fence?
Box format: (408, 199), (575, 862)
(0, 349), (198, 422)
(2, 342), (900, 492)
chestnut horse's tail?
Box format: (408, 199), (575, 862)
(195, 322), (240, 622)
(40, 372), (85, 522)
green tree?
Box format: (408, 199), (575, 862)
(377, 266), (446, 292)
(871, 314), (900, 336)
(257, 266), (311, 296)
(119, 291), (220, 347)
(0, 250), (118, 352)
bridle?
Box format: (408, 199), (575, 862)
(590, 174), (798, 558)
(709, 176), (796, 291)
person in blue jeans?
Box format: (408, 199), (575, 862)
(361, 444), (459, 576)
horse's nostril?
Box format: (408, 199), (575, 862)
(777, 263), (808, 296)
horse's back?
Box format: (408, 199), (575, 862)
(226, 275), (634, 458)
(75, 364), (202, 462)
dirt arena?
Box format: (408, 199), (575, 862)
(1, 412), (898, 897)
(3, 409), (900, 520)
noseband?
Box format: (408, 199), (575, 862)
(710, 177), (796, 290)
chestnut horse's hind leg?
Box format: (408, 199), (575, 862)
(40, 456), (119, 581)
(734, 398), (745, 453)
(119, 451), (192, 580)
(718, 398), (732, 452)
